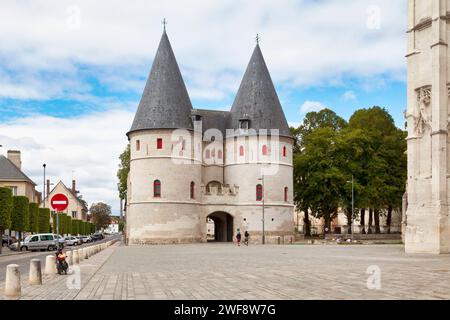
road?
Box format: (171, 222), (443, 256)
(0, 234), (121, 283)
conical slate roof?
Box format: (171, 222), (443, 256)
(229, 44), (291, 137)
(128, 31), (193, 135)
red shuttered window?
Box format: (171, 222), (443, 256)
(154, 180), (161, 197)
(256, 184), (263, 201)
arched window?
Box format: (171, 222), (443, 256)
(262, 145), (267, 156)
(218, 150), (223, 159)
(205, 149), (210, 159)
(283, 146), (287, 157)
(239, 146), (244, 157)
(153, 180), (161, 197)
(256, 184), (263, 201)
(284, 187), (288, 202)
(136, 140), (140, 151)
(190, 181), (195, 199)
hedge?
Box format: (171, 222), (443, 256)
(38, 208), (51, 233)
(11, 196), (29, 235)
(28, 203), (39, 233)
(0, 187), (12, 232)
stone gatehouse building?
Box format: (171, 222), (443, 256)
(126, 30), (294, 244)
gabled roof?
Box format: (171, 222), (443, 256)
(128, 31), (193, 136)
(192, 109), (231, 137)
(0, 155), (36, 185)
(45, 181), (88, 211)
(229, 44), (291, 137)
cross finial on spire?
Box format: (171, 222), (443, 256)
(162, 18), (167, 32)
(256, 33), (260, 45)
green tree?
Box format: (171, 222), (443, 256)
(118, 220), (125, 232)
(11, 196), (29, 240)
(292, 109), (348, 235)
(38, 208), (51, 233)
(28, 203), (39, 233)
(0, 187), (13, 254)
(117, 144), (130, 200)
(90, 202), (112, 230)
(348, 107), (406, 234)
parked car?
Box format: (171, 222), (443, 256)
(64, 236), (80, 246)
(9, 234), (65, 251)
(2, 235), (15, 247)
(77, 236), (91, 243)
(91, 233), (104, 241)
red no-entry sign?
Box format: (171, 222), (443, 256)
(50, 193), (69, 211)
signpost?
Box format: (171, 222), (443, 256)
(50, 193), (69, 249)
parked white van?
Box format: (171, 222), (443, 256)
(11, 234), (65, 251)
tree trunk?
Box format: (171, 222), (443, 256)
(386, 205), (392, 234)
(368, 208), (373, 234)
(303, 208), (311, 237)
(360, 208), (366, 234)
(374, 209), (381, 234)
(346, 207), (352, 234)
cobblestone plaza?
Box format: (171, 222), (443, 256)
(3, 243), (449, 300)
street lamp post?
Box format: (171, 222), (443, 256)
(43, 164), (46, 207)
(258, 175), (265, 245)
(347, 175), (355, 241)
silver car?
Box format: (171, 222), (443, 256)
(16, 233), (64, 251)
(64, 236), (80, 246)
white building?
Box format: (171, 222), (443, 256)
(126, 30), (294, 245)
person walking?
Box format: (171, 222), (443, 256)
(244, 231), (250, 246)
(236, 229), (242, 246)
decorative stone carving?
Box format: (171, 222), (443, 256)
(413, 86), (432, 135)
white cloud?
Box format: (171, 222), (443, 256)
(342, 90), (357, 101)
(300, 101), (327, 114)
(0, 0), (407, 101)
(0, 109), (134, 215)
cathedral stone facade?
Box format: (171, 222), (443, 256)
(405, 0), (450, 254)
(125, 31), (294, 244)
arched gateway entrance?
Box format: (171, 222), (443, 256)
(206, 212), (233, 242)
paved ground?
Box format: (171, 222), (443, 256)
(0, 236), (117, 283)
(78, 243), (450, 300)
(2, 242), (450, 300)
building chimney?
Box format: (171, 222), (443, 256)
(7, 150), (21, 170)
(46, 179), (50, 198)
(72, 180), (76, 194)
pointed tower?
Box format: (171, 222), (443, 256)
(229, 44), (291, 137)
(128, 31), (193, 135)
(405, 0), (449, 254)
(126, 30), (202, 244)
(224, 42), (295, 244)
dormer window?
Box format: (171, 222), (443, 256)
(239, 120), (250, 130)
(192, 114), (202, 122)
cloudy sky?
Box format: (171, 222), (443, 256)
(0, 0), (407, 215)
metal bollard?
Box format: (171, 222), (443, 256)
(44, 255), (57, 275)
(5, 264), (21, 297)
(29, 259), (42, 285)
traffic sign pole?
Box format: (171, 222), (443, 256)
(50, 194), (69, 251)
